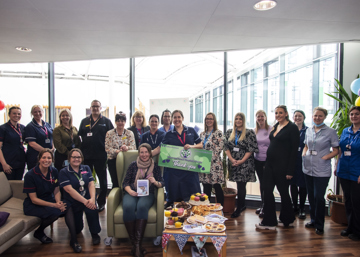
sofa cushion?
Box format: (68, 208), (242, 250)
(0, 212), (10, 227)
(0, 218), (24, 246)
(0, 173), (12, 205)
(114, 202), (157, 223)
(0, 207), (40, 231)
(0, 198), (24, 211)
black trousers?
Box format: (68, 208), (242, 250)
(262, 163), (295, 226)
(107, 158), (119, 188)
(340, 177), (360, 236)
(255, 160), (266, 204)
(84, 158), (107, 206)
(202, 183), (224, 206)
(2, 167), (24, 180)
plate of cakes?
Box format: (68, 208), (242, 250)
(189, 193), (210, 205)
(204, 203), (223, 211)
(203, 222), (226, 233)
(187, 214), (207, 224)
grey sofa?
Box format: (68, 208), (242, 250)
(0, 172), (41, 254)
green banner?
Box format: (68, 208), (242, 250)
(158, 144), (212, 173)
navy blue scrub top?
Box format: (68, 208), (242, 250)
(23, 166), (59, 203)
(0, 121), (26, 170)
(59, 164), (94, 204)
(25, 119), (53, 164)
(140, 130), (165, 149)
(292, 125), (308, 187)
(161, 125), (202, 202)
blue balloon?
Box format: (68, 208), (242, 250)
(358, 88), (360, 96)
(350, 78), (360, 95)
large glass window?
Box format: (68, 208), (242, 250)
(320, 57), (337, 124)
(267, 76), (280, 122)
(195, 95), (203, 123)
(267, 60), (279, 77)
(253, 66), (263, 82)
(190, 100), (194, 122)
(227, 81), (233, 126)
(205, 91), (210, 115)
(285, 45), (314, 70)
(254, 82), (263, 114)
(213, 86), (223, 125)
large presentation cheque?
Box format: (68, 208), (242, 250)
(158, 144), (212, 173)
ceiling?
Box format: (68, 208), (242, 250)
(0, 0), (359, 64)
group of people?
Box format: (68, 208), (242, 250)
(0, 101), (359, 255)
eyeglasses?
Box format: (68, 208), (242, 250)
(135, 116), (143, 119)
(205, 118), (214, 121)
(70, 156), (82, 159)
(163, 116), (171, 118)
(91, 106), (101, 108)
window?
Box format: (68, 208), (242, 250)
(285, 46), (314, 70)
(266, 60), (279, 77)
(320, 57), (336, 123)
(205, 92), (210, 115)
(240, 73), (249, 117)
(227, 81), (233, 126)
(213, 86), (223, 125)
(253, 66), (263, 82)
(190, 100), (194, 122)
(195, 95), (203, 123)
(267, 76), (280, 121)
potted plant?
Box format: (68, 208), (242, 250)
(221, 151), (237, 213)
(326, 189), (347, 225)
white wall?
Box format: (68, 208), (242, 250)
(149, 98), (189, 125)
(342, 42), (360, 94)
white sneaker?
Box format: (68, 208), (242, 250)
(277, 220), (294, 227)
(255, 223), (276, 230)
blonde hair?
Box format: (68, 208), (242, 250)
(313, 107), (328, 117)
(30, 105), (44, 117)
(59, 108), (73, 127)
(229, 112), (246, 142)
(131, 111), (147, 127)
(203, 112), (218, 132)
(255, 110), (269, 134)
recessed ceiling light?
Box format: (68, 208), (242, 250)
(15, 46), (32, 52)
(254, 0), (277, 11)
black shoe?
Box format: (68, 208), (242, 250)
(340, 229), (351, 237)
(34, 232), (53, 244)
(293, 207), (299, 213)
(164, 201), (173, 209)
(305, 222), (315, 228)
(315, 229), (324, 235)
(92, 234), (101, 245)
(239, 206), (246, 213)
(298, 209), (306, 220)
(255, 207), (262, 214)
(349, 234), (360, 241)
(231, 209), (241, 218)
(70, 241), (82, 253)
(97, 204), (105, 212)
(259, 210), (264, 218)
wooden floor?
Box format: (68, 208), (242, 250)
(3, 208), (359, 257)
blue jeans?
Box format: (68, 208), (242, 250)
(304, 174), (330, 230)
(123, 192), (155, 222)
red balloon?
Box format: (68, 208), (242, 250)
(0, 101), (5, 111)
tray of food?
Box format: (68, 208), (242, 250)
(187, 214), (207, 224)
(175, 201), (192, 210)
(204, 222), (226, 233)
(165, 220), (183, 229)
(204, 203), (223, 211)
(189, 193), (210, 206)
(191, 205), (210, 216)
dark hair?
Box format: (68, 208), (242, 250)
(68, 148), (84, 162)
(115, 111), (126, 122)
(149, 114), (160, 122)
(349, 106), (360, 114)
(293, 110), (306, 128)
(91, 99), (101, 106)
(138, 143), (152, 158)
(172, 110), (184, 119)
(204, 112), (218, 132)
(161, 109), (172, 125)
(8, 106), (21, 116)
(38, 148), (53, 163)
(275, 105), (289, 121)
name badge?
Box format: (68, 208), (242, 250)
(71, 144), (76, 148)
(233, 147), (240, 152)
(45, 138), (50, 144)
(87, 132), (93, 137)
(298, 147), (301, 151)
(344, 151), (351, 156)
(310, 150), (317, 156)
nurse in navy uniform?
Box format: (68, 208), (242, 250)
(140, 114), (165, 150)
(59, 148), (101, 253)
(23, 149), (66, 244)
(25, 105), (54, 170)
(78, 100), (114, 212)
(153, 110), (203, 208)
(0, 106), (26, 180)
(159, 109), (174, 133)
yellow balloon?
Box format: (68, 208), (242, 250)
(356, 96), (360, 107)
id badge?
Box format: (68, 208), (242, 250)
(298, 147), (301, 151)
(63, 160), (69, 167)
(45, 138), (50, 144)
(71, 144), (75, 148)
(87, 132), (93, 137)
(344, 151), (351, 156)
(233, 147), (240, 152)
(310, 150), (317, 156)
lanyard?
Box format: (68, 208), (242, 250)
(235, 130), (241, 145)
(34, 167), (53, 184)
(347, 130), (360, 149)
(89, 115), (101, 131)
(299, 128), (306, 139)
(64, 126), (73, 141)
(177, 133), (186, 146)
(8, 122), (23, 143)
(311, 127), (322, 149)
(139, 168), (151, 179)
(203, 130), (213, 149)
(150, 131), (158, 145)
(40, 125), (49, 138)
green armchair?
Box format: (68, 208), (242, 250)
(106, 150), (164, 245)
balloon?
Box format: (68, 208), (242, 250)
(355, 96), (360, 107)
(358, 88), (360, 96)
(350, 78), (360, 95)
(0, 101), (4, 111)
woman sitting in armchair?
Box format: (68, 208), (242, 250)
(122, 143), (164, 257)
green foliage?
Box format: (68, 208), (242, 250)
(325, 78), (358, 137)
